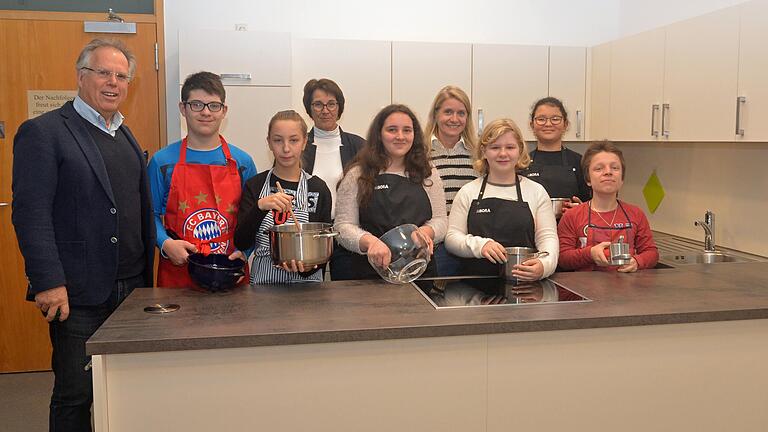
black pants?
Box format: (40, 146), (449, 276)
(48, 274), (144, 432)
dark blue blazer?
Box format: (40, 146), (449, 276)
(12, 101), (155, 306)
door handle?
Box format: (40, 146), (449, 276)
(219, 73), (252, 81)
(575, 110), (582, 139)
(477, 108), (484, 137)
(661, 103), (670, 138)
(0, 202), (10, 207)
(651, 104), (660, 137)
(0, 120), (5, 139)
(735, 96), (746, 136)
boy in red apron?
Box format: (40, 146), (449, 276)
(148, 72), (258, 287)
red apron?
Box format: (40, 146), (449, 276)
(157, 136), (247, 288)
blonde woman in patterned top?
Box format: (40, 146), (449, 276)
(424, 85), (479, 276)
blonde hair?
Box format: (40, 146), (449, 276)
(423, 85), (476, 151)
(472, 118), (531, 175)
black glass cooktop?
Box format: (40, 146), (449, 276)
(412, 276), (590, 309)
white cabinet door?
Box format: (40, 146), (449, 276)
(736, 0), (768, 141)
(291, 38), (391, 139)
(588, 42), (611, 141)
(608, 28), (665, 141)
(392, 41), (472, 128)
(472, 44), (549, 142)
(181, 86), (291, 172)
(663, 7), (740, 141)
(179, 31), (291, 87)
(549, 46), (587, 142)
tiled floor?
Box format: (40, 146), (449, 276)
(0, 371), (51, 432)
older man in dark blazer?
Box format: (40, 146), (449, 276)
(12, 38), (155, 432)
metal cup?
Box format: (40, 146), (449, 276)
(609, 242), (631, 265)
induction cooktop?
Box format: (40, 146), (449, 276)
(412, 276), (591, 309)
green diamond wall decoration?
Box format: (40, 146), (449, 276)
(642, 170), (665, 214)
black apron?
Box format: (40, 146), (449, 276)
(332, 173), (433, 280)
(462, 176), (536, 276)
(524, 148), (579, 199)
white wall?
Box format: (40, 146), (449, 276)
(163, 0), (621, 143)
(163, 0), (750, 144)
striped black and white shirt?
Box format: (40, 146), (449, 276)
(429, 136), (479, 214)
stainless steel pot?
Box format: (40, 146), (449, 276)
(268, 222), (338, 266)
(500, 247), (550, 284)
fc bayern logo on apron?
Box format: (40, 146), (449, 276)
(184, 208), (230, 253)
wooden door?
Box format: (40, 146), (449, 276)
(0, 15), (164, 372)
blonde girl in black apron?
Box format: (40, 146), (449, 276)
(445, 118), (559, 280)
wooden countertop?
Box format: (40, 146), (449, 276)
(86, 262), (768, 355)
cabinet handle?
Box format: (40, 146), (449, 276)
(575, 110), (582, 139)
(219, 73), (252, 80)
(735, 96), (746, 136)
(661, 103), (670, 138)
(477, 108), (484, 137)
(0, 202), (9, 207)
(651, 104), (660, 137)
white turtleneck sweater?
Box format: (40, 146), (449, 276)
(312, 126), (344, 218)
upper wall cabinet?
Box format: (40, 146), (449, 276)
(607, 28), (665, 141)
(549, 46), (587, 142)
(594, 4), (755, 142)
(392, 42), (472, 128)
(179, 31), (291, 87)
(472, 44), (548, 142)
(291, 38), (391, 138)
(588, 42), (611, 141)
(736, 0), (768, 141)
(663, 7), (739, 141)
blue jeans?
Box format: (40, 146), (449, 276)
(48, 274), (144, 432)
(434, 243), (464, 277)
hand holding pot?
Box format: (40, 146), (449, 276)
(278, 259), (318, 273)
(589, 241), (612, 266)
(258, 192), (294, 213)
(162, 238), (198, 266)
(563, 196), (583, 210)
(481, 240), (507, 264)
(510, 258), (544, 282)
(617, 257), (639, 273)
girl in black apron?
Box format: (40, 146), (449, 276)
(332, 104), (448, 281)
(522, 97), (591, 212)
(445, 118), (559, 281)
(234, 110), (332, 283)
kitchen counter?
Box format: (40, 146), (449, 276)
(86, 261), (768, 355)
(88, 262), (768, 432)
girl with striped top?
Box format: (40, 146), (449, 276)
(234, 110), (332, 284)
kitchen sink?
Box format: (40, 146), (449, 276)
(660, 251), (754, 265)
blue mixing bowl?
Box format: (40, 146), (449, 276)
(187, 253), (246, 292)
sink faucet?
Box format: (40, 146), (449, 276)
(694, 210), (715, 252)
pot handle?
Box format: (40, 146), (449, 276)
(533, 251), (550, 259)
(313, 231), (339, 238)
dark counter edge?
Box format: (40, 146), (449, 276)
(86, 308), (768, 356)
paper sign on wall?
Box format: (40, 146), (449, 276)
(27, 90), (77, 119)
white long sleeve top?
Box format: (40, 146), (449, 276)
(445, 176), (559, 277)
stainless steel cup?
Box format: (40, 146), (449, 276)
(609, 241), (631, 265)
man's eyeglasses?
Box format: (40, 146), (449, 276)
(183, 100), (225, 112)
(81, 66), (131, 83)
(533, 116), (564, 126)
(311, 101), (339, 112)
